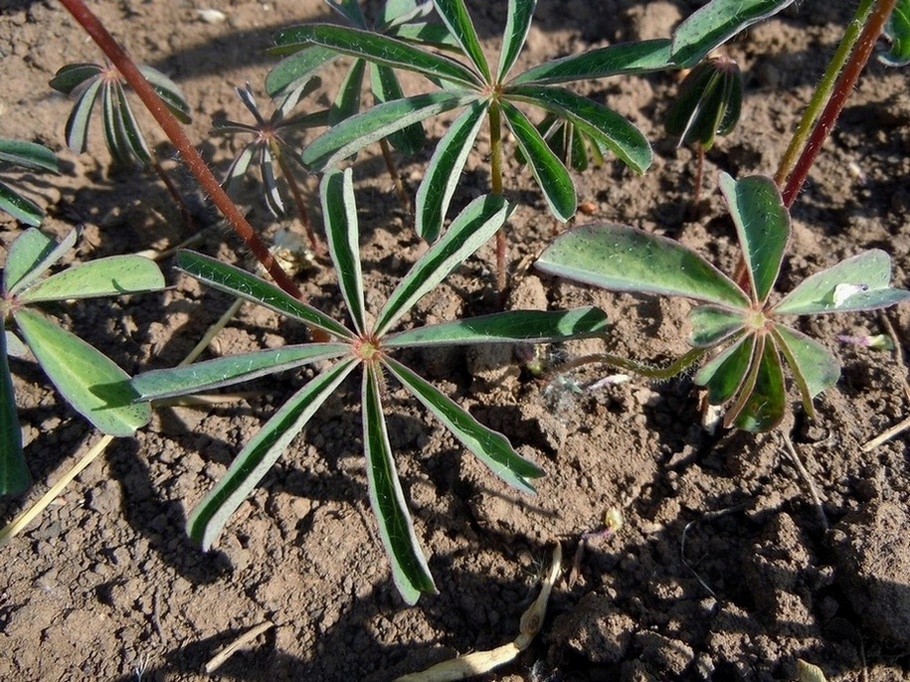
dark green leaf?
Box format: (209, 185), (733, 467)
(175, 251), (354, 339)
(302, 91), (479, 171)
(384, 307), (609, 348)
(500, 100), (576, 222)
(4, 228), (78, 298)
(511, 39), (673, 85)
(881, 0), (910, 66)
(688, 305), (746, 347)
(322, 169), (367, 333)
(505, 84), (652, 173)
(434, 0), (491, 81)
(363, 363), (436, 604)
(112, 84), (152, 165)
(64, 78), (102, 154)
(772, 324), (840, 418)
(266, 45), (338, 97)
(330, 57), (367, 124)
(415, 99), (487, 241)
(139, 65), (192, 124)
(48, 63), (103, 94)
(271, 24), (482, 89)
(0, 181), (44, 228)
(0, 139), (59, 173)
(498, 0), (536, 81)
(719, 173), (789, 304)
(536, 223), (750, 308)
(14, 308), (151, 437)
(730, 337), (786, 432)
(384, 357), (543, 492)
(0, 331), (29, 495)
(19, 255), (164, 303)
(694, 333), (753, 404)
(376, 193), (511, 335)
(672, 0), (796, 68)
(187, 358), (358, 550)
(131, 343), (350, 401)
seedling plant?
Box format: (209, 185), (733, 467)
(1, 228), (165, 494)
(131, 169), (608, 603)
(536, 172), (910, 432)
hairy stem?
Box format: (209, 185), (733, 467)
(57, 0), (303, 300)
(774, 0), (877, 187)
(781, 0), (897, 208)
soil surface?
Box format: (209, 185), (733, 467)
(3, 1), (910, 680)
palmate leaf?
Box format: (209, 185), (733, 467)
(3, 228), (78, 297)
(505, 84), (652, 173)
(536, 223), (750, 309)
(774, 250), (910, 315)
(0, 330), (29, 495)
(719, 172), (789, 304)
(434, 0), (491, 81)
(322, 169), (367, 333)
(671, 0), (797, 68)
(187, 358), (358, 551)
(498, 0), (536, 82)
(383, 357), (543, 493)
(688, 305), (746, 347)
(175, 251), (354, 340)
(271, 24), (482, 89)
(131, 343), (350, 401)
(0, 182), (44, 228)
(384, 307), (608, 348)
(14, 308), (151, 437)
(375, 193), (511, 335)
(363, 363), (435, 604)
(415, 99), (488, 242)
(511, 39), (673, 85)
(500, 100), (576, 222)
(18, 255), (164, 303)
(302, 91), (479, 172)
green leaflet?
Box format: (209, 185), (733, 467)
(434, 0), (491, 81)
(14, 308), (151, 437)
(322, 169), (367, 334)
(511, 39), (673, 85)
(0, 331), (28, 495)
(497, 0), (536, 82)
(19, 255), (165, 303)
(536, 223), (750, 308)
(384, 307), (608, 348)
(363, 363), (435, 604)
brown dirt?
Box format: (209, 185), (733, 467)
(2, 1), (910, 680)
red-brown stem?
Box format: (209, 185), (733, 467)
(151, 158), (194, 231)
(274, 148), (323, 255)
(57, 0), (303, 300)
(693, 144), (705, 206)
(780, 0), (897, 208)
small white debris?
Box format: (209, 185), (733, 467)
(197, 8), (227, 24)
(832, 282), (868, 306)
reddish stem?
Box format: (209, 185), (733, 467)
(57, 0), (303, 300)
(780, 0), (896, 208)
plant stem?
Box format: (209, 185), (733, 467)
(378, 138), (411, 214)
(780, 0), (896, 208)
(57, 0), (303, 301)
(774, 0), (877, 187)
(489, 100), (507, 296)
(546, 346), (708, 382)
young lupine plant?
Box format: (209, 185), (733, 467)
(49, 61), (194, 224)
(1, 228), (165, 494)
(0, 139), (59, 227)
(269, 0), (798, 290)
(665, 56), (742, 204)
(536, 172), (910, 432)
(130, 168), (608, 603)
(212, 81), (327, 252)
